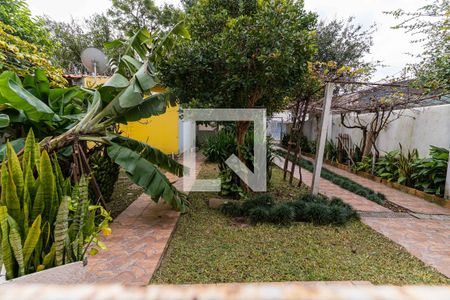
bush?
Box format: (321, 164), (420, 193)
(220, 193), (358, 226)
(249, 207), (271, 224)
(269, 204), (296, 225)
(241, 194), (275, 214)
(220, 201), (243, 217)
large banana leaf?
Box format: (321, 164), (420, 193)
(108, 135), (184, 176)
(0, 113), (10, 128)
(0, 138), (25, 162)
(0, 72), (57, 122)
(107, 142), (187, 212)
(23, 69), (50, 101)
(112, 93), (172, 124)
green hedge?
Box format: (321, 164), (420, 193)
(221, 194), (358, 226)
(275, 149), (386, 205)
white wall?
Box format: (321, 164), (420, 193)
(302, 104), (450, 157)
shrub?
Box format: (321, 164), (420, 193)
(221, 193), (357, 226)
(220, 201), (243, 217)
(0, 130), (111, 280)
(249, 207), (271, 224)
(241, 194), (274, 215)
(269, 204), (296, 225)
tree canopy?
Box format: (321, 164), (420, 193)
(0, 0), (52, 49)
(388, 0), (450, 91)
(160, 0), (317, 115)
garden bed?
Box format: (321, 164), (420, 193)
(150, 163), (449, 285)
(297, 150), (449, 208)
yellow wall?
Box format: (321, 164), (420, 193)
(119, 105), (179, 155)
(82, 75), (179, 155)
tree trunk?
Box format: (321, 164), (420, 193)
(235, 121), (250, 191)
(362, 129), (375, 158)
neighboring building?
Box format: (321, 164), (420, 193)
(65, 74), (180, 155)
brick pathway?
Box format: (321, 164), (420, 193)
(274, 157), (389, 213)
(274, 156), (450, 278)
(304, 157), (450, 215)
(82, 155), (205, 286)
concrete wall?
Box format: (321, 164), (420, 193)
(302, 104), (450, 157)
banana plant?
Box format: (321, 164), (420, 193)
(0, 130), (111, 279)
(0, 23), (191, 212)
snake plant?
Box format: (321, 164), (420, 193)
(0, 129), (111, 279)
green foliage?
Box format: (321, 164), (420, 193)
(220, 201), (243, 217)
(0, 130), (112, 279)
(315, 17), (376, 77)
(388, 0), (450, 90)
(411, 146), (449, 197)
(267, 204), (295, 225)
(89, 148), (120, 203)
(241, 193), (275, 214)
(1, 25), (191, 212)
(0, 69), (87, 138)
(0, 22), (66, 86)
(275, 148), (386, 205)
(0, 0), (52, 48)
(108, 0), (184, 36)
(161, 0), (316, 115)
(44, 14), (115, 74)
(221, 192), (357, 226)
(203, 126), (274, 197)
(374, 145), (448, 197)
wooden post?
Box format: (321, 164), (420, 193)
(311, 83), (334, 195)
(445, 149), (450, 199)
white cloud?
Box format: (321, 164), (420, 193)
(27, 0), (427, 80)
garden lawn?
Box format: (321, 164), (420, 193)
(150, 163), (449, 285)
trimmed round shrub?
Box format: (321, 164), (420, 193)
(269, 204), (295, 225)
(249, 207), (271, 224)
(220, 201), (243, 217)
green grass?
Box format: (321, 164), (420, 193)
(150, 164), (449, 285)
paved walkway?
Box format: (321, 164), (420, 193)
(83, 155), (205, 285)
(304, 157), (450, 215)
(274, 156), (450, 278)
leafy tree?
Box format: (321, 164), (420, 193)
(107, 0), (184, 36)
(315, 17), (376, 77)
(388, 0), (450, 90)
(0, 0), (51, 49)
(44, 14), (116, 74)
(0, 21), (67, 86)
(160, 0), (317, 163)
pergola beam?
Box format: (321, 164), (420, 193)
(445, 149), (450, 200)
(311, 82), (334, 195)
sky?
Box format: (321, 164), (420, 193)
(27, 0), (428, 80)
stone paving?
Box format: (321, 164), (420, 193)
(274, 156), (450, 278)
(304, 157), (450, 215)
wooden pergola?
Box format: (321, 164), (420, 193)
(283, 81), (450, 200)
